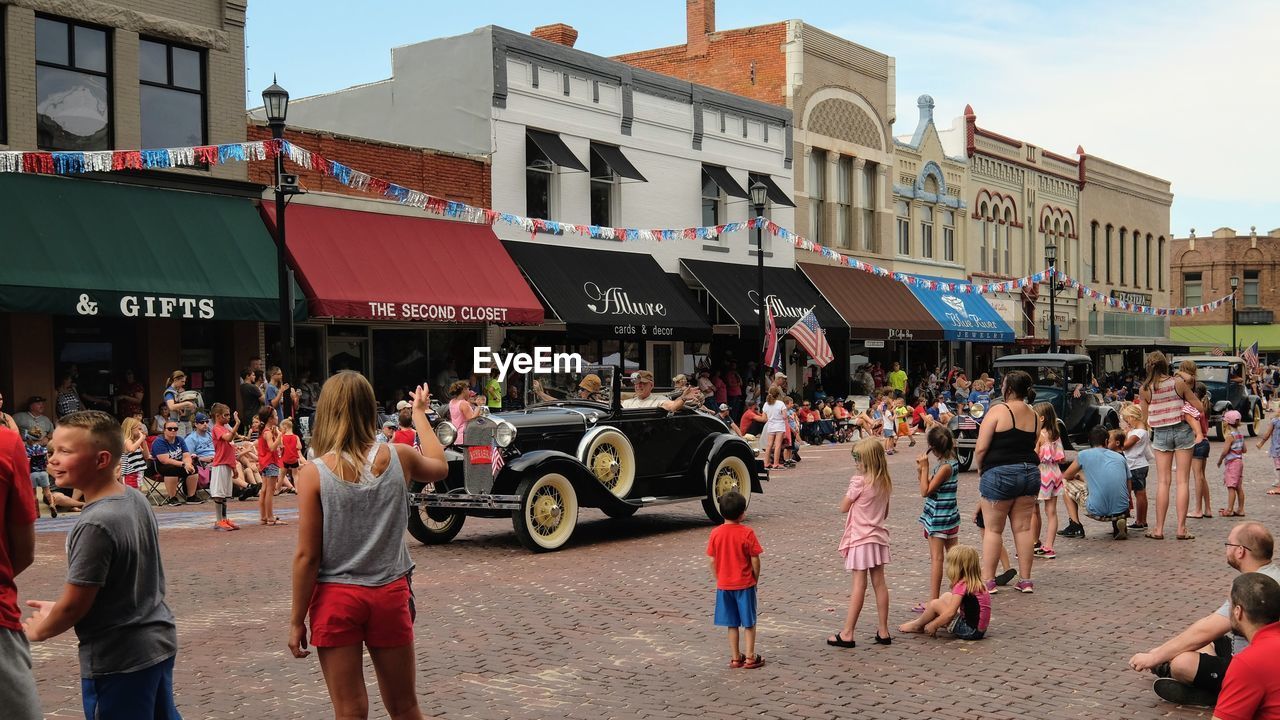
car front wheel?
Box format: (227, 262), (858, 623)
(406, 482), (466, 545)
(512, 472), (579, 552)
(703, 453), (752, 523)
(1249, 403), (1264, 437)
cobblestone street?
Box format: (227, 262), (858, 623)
(18, 439), (1280, 719)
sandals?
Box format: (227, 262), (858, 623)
(910, 602), (927, 614)
(1176, 533), (1195, 540)
(742, 654), (765, 669)
(826, 631), (856, 648)
(1144, 532), (1164, 540)
(1267, 488), (1280, 495)
(267, 517), (289, 526)
(874, 633), (893, 645)
(729, 654), (745, 668)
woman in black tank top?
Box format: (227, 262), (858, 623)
(972, 370), (1040, 593)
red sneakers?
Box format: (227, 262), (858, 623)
(214, 519), (240, 531)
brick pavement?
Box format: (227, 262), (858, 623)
(15, 442), (1280, 719)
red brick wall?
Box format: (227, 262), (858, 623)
(246, 123), (491, 209)
(613, 23), (789, 107)
(1171, 234), (1280, 326)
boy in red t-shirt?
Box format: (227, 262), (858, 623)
(208, 403), (240, 531)
(706, 491), (764, 669)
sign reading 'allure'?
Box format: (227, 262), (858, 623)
(583, 282), (668, 317)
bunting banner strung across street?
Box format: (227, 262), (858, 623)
(0, 139), (1235, 317)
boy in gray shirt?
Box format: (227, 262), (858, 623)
(22, 410), (180, 719)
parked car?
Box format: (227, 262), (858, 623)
(951, 353), (1118, 472)
(1174, 356), (1265, 438)
(407, 365), (767, 552)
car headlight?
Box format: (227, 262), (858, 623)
(968, 403), (985, 419)
(435, 421), (457, 447)
(494, 420), (517, 448)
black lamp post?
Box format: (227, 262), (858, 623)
(1045, 241), (1058, 353)
(262, 79), (294, 383)
(751, 181), (769, 393)
(1230, 274), (1239, 355)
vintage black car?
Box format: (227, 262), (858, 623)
(407, 365), (767, 552)
(1174, 356), (1265, 438)
(952, 353), (1118, 471)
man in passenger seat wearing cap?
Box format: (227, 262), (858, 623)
(624, 371), (690, 411)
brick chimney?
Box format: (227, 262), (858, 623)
(686, 0), (715, 57)
(531, 23), (578, 47)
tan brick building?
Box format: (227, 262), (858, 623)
(1170, 227), (1280, 354)
(616, 0), (897, 262)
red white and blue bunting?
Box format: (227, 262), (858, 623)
(0, 139), (1233, 317)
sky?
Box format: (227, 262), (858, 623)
(244, 1), (1280, 237)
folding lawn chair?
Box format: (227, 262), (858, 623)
(140, 458), (168, 506)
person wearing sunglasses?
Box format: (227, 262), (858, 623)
(151, 422), (202, 506)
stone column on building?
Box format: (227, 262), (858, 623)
(851, 157), (867, 253)
(826, 150), (840, 250)
(112, 30), (142, 150)
(875, 164), (891, 257)
(3, 6), (37, 150)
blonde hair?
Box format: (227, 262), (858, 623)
(1177, 360), (1198, 378)
(121, 416), (144, 440)
(1120, 404), (1145, 429)
(766, 386), (782, 403)
(309, 371), (378, 480)
(167, 370), (186, 385)
(853, 437), (892, 497)
(946, 545), (985, 595)
(280, 418), (294, 434)
(58, 410), (123, 466)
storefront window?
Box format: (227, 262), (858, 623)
(600, 340), (640, 372)
(428, 329), (483, 399)
(36, 16), (111, 150)
(372, 329), (430, 407)
(682, 342), (711, 376)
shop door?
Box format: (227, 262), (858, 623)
(649, 342), (675, 382)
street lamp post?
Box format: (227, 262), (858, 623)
(750, 182), (769, 394)
(1230, 275), (1239, 355)
(262, 79), (294, 383)
(1045, 242), (1058, 353)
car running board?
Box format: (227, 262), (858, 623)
(412, 493), (521, 511)
(622, 495), (703, 507)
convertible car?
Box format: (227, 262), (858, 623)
(952, 353), (1118, 471)
(407, 366), (767, 552)
(1174, 356), (1266, 438)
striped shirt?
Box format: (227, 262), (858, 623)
(1145, 377), (1183, 428)
(919, 458), (960, 535)
(120, 448), (147, 477)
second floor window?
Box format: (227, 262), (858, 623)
(943, 210), (955, 262)
(1244, 269), (1260, 306)
(36, 16), (110, 150)
(589, 145), (615, 227)
(859, 162), (876, 251)
(701, 169), (722, 227)
(896, 200), (910, 255)
(140, 38), (205, 148)
(526, 135), (555, 220)
(920, 206), (934, 259)
(808, 149), (826, 244)
(1183, 272), (1202, 306)
(835, 156), (852, 249)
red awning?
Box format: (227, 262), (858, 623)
(261, 204), (543, 324)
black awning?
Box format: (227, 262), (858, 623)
(505, 242), (711, 341)
(680, 259), (845, 335)
(702, 164), (748, 199)
(591, 143), (647, 182)
(749, 172), (796, 207)
(527, 128), (588, 172)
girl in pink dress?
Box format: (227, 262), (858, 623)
(1032, 403), (1065, 559)
(827, 437), (893, 649)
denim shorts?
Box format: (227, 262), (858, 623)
(979, 463), (1039, 502)
(948, 614), (985, 640)
(1192, 439), (1211, 460)
(714, 587), (758, 628)
(1151, 420), (1196, 452)
(1128, 465), (1149, 492)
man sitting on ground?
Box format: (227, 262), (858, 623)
(1058, 425), (1130, 539)
(1128, 522), (1280, 708)
(1213, 572), (1280, 720)
(623, 371), (688, 411)
(715, 404), (742, 436)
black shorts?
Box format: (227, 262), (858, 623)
(1129, 466), (1149, 492)
(1193, 651), (1231, 694)
(284, 462), (300, 469)
(157, 464), (191, 478)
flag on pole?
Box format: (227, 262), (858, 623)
(785, 309), (834, 368)
(763, 306), (783, 371)
(1243, 341), (1260, 371)
(491, 439), (505, 475)
(1210, 346), (1226, 357)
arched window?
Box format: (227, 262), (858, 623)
(978, 202), (989, 272)
(1131, 230), (1140, 288)
(1090, 222), (1099, 282)
(1119, 228), (1127, 284)
(1105, 224), (1114, 283)
(1002, 207), (1012, 275)
(1145, 234), (1153, 289)
(1157, 236), (1166, 290)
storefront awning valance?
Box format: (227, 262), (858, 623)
(906, 274), (1015, 343)
(0, 174), (301, 322)
(1170, 323), (1280, 352)
(701, 164), (748, 199)
(527, 129), (588, 172)
(262, 204), (543, 324)
(748, 173), (796, 208)
(681, 259), (844, 336)
(798, 262), (944, 341)
(504, 242), (710, 341)
(591, 143), (647, 182)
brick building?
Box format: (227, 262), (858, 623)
(1170, 227), (1280, 354)
(1, 0), (274, 421)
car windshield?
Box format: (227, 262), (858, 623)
(999, 363), (1090, 390)
(1196, 366), (1230, 385)
(525, 364), (614, 406)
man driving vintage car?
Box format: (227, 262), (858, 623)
(532, 373), (606, 403)
(623, 370), (688, 411)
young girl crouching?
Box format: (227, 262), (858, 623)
(898, 545), (990, 640)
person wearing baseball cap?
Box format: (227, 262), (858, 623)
(1220, 409), (1245, 516)
(716, 403), (742, 435)
(623, 370), (687, 411)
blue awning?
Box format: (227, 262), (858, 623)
(906, 274), (1015, 343)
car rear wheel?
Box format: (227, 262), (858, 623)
(1249, 402), (1264, 437)
(512, 472), (579, 552)
(583, 428), (635, 499)
(406, 482), (466, 545)
(702, 453), (752, 523)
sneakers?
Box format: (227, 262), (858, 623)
(164, 496), (184, 507)
(1039, 547), (1057, 559)
(1153, 678), (1216, 707)
(985, 578), (998, 595)
(213, 519), (240, 531)
(1130, 522), (1148, 530)
(1015, 579), (1035, 594)
(994, 569), (1020, 587)
(1058, 522), (1085, 538)
(1113, 518), (1129, 540)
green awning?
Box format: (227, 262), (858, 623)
(0, 174), (302, 322)
(1170, 324), (1280, 352)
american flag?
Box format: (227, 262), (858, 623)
(1243, 341), (1261, 372)
(491, 439), (505, 475)
(763, 306), (783, 371)
(1211, 347), (1226, 357)
(786, 309), (834, 368)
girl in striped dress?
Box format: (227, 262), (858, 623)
(1033, 403), (1065, 559)
(913, 426), (960, 613)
